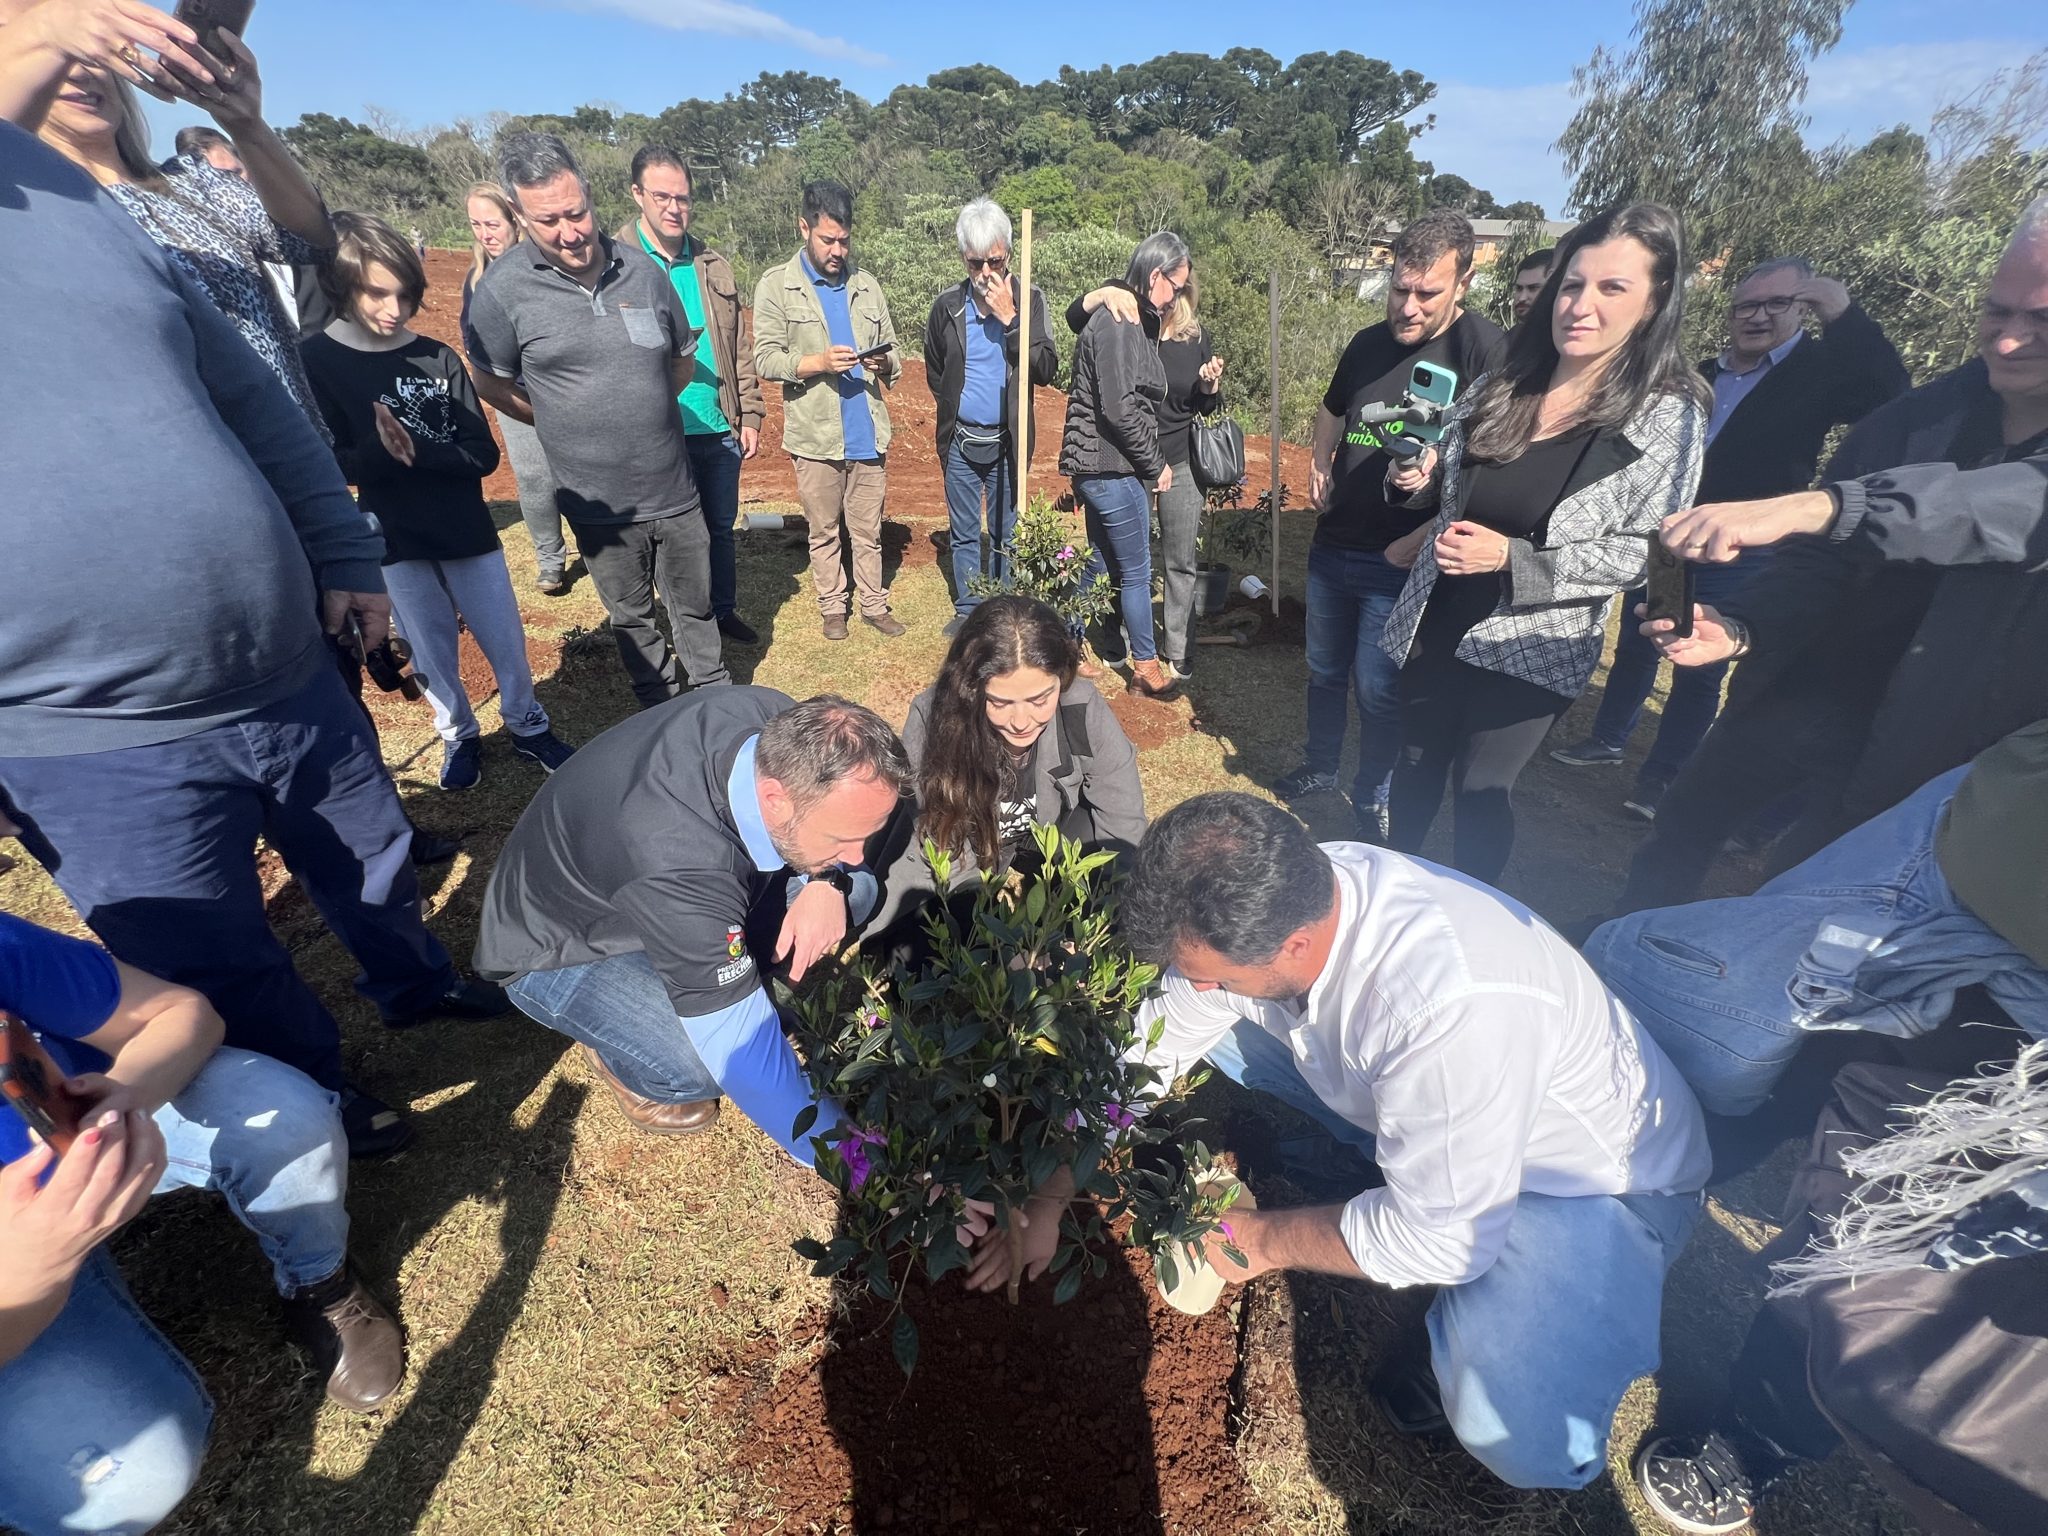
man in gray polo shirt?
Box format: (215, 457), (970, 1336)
(467, 132), (727, 705)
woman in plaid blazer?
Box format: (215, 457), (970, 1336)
(1377, 204), (1709, 883)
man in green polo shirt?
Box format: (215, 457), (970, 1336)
(619, 146), (767, 646)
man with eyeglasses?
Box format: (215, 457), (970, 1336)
(620, 145), (766, 646)
(753, 180), (908, 641)
(1552, 257), (1907, 820)
(1590, 200), (2048, 926)
(923, 197), (1059, 636)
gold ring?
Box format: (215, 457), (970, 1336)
(119, 44), (141, 64)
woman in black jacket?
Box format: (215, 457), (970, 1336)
(1058, 231), (1190, 697)
(1069, 267), (1225, 679)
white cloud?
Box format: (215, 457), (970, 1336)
(1802, 38), (2031, 146)
(1411, 79), (1578, 215)
(543, 0), (887, 67)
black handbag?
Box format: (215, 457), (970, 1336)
(1190, 410), (1246, 491)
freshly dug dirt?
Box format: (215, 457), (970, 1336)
(727, 1241), (1262, 1536)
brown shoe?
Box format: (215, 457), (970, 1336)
(822, 613), (850, 641)
(862, 612), (907, 638)
(1129, 658), (1177, 697)
(579, 1045), (720, 1135)
(283, 1267), (405, 1413)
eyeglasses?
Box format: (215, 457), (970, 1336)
(1158, 273), (1189, 301)
(965, 255), (1008, 272)
(639, 191), (692, 209)
(1731, 296), (1798, 319)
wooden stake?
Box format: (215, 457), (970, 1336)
(1267, 265), (1282, 616)
(1014, 208), (1035, 514)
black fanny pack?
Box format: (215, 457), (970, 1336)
(955, 419), (1007, 466)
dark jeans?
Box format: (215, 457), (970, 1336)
(1390, 653), (1569, 884)
(1304, 540), (1410, 803)
(1590, 559), (1755, 785)
(573, 510), (729, 708)
(1075, 474), (1156, 661)
(686, 431), (743, 619)
(943, 438), (1016, 616)
(0, 667), (456, 1090)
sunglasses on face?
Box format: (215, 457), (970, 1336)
(965, 255), (1008, 272)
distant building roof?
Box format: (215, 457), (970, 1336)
(1466, 219), (1577, 241)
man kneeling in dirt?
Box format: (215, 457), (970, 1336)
(1037, 793), (1711, 1490)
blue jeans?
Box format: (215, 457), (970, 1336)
(0, 1048), (350, 1534)
(686, 431), (743, 619)
(0, 1250), (212, 1536)
(0, 668), (456, 1091)
(1203, 1019), (1700, 1489)
(508, 949), (721, 1104)
(1589, 559), (1753, 784)
(1586, 765), (2048, 1118)
(944, 438), (1015, 616)
(1074, 474), (1156, 662)
(1304, 541), (1409, 803)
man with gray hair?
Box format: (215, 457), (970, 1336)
(1552, 255), (1907, 817)
(466, 131), (728, 706)
(477, 687), (911, 1145)
(923, 196), (1059, 633)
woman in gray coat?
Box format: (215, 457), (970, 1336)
(872, 597), (1147, 934)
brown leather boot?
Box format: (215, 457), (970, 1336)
(283, 1268), (405, 1413)
(579, 1045), (721, 1135)
(1128, 658), (1177, 697)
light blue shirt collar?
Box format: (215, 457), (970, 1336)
(1718, 328), (1804, 379)
(725, 735), (784, 874)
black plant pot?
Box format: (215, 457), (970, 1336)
(1193, 563), (1232, 617)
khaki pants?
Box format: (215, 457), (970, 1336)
(793, 456), (888, 618)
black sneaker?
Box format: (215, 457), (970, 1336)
(537, 569), (568, 596)
(381, 976), (512, 1030)
(1353, 791), (1390, 844)
(340, 1087), (414, 1160)
(439, 738), (482, 792)
(510, 728), (576, 774)
(1370, 1355), (1449, 1437)
(1274, 766), (1340, 799)
(717, 612), (759, 645)
(1551, 737), (1626, 767)
(1162, 656), (1192, 682)
(1624, 777), (1670, 822)
(942, 615), (967, 639)
(1634, 1432), (1757, 1534)
(408, 826), (462, 868)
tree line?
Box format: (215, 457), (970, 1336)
(274, 16), (2046, 443)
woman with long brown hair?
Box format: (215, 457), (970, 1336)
(874, 596), (1147, 930)
(459, 179), (571, 596)
(1379, 203), (1710, 882)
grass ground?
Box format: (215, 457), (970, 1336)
(0, 494), (1915, 1536)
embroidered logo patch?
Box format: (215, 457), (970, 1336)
(716, 925), (753, 986)
(726, 925), (746, 959)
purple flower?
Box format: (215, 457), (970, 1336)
(1218, 1219), (1236, 1242)
(1058, 545), (1076, 562)
(1063, 1109), (1085, 1131)
(862, 1010), (883, 1032)
(1103, 1102), (1137, 1130)
(841, 1127), (887, 1192)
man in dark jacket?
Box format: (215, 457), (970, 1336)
(924, 197), (1058, 636)
(1551, 259), (1907, 818)
(1606, 206), (2048, 915)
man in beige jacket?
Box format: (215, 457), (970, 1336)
(620, 145), (767, 644)
(752, 180), (906, 640)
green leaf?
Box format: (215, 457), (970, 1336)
(892, 1311), (919, 1378)
(1053, 1264), (1084, 1304)
(790, 1103), (819, 1143)
(791, 1236), (827, 1262)
(941, 1018), (985, 1058)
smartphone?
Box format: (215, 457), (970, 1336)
(173, 0), (256, 61)
(0, 1012), (86, 1157)
(1644, 536), (1696, 638)
(856, 340), (895, 361)
(1406, 361), (1460, 444)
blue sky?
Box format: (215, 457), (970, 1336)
(143, 0), (2043, 213)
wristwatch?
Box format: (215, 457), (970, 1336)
(814, 866), (856, 898)
(1723, 615), (1754, 659)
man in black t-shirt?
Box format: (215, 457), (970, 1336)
(1274, 210), (1507, 837)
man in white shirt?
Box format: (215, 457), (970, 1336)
(1122, 793), (1712, 1490)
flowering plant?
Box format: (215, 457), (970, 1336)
(967, 492), (1113, 632)
(789, 825), (1233, 1372)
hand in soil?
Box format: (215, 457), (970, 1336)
(964, 1194), (1062, 1294)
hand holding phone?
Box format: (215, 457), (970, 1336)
(1, 1013), (88, 1157)
(856, 340), (895, 362)
(1644, 536), (1696, 639)
(172, 0), (254, 63)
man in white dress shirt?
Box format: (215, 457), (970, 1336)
(1121, 792), (1712, 1491)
